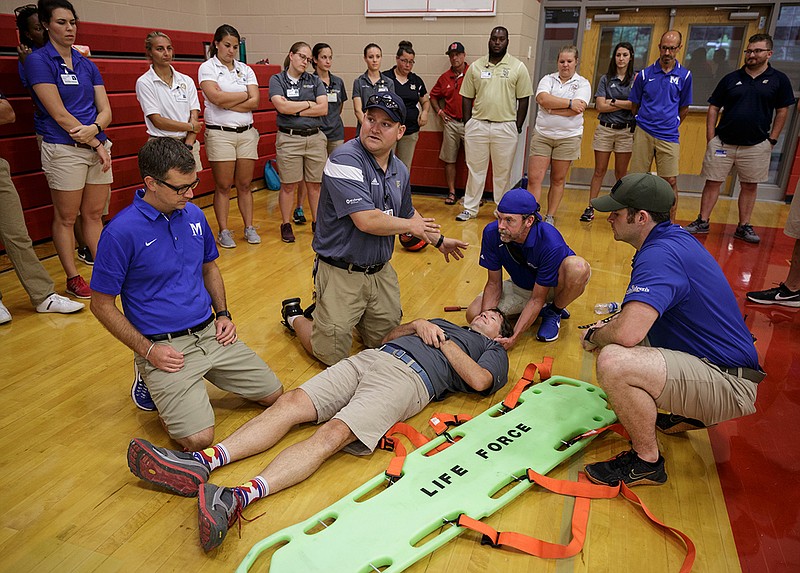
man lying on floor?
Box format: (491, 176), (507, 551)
(127, 311), (511, 551)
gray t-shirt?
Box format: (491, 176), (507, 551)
(390, 319), (509, 401)
(312, 138), (414, 266)
(269, 70), (326, 130)
(316, 72), (348, 141)
(595, 74), (635, 125)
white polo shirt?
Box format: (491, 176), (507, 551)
(135, 65), (201, 138)
(197, 56), (258, 128)
(534, 72), (591, 138)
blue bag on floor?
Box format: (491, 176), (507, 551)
(264, 159), (281, 190)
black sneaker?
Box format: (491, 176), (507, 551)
(584, 449), (667, 487)
(281, 297), (303, 331)
(293, 207), (306, 224)
(198, 483), (241, 552)
(747, 283), (800, 307)
(579, 206), (594, 222)
(734, 223), (760, 244)
(77, 246), (94, 265)
(655, 413), (708, 434)
(684, 216), (709, 234)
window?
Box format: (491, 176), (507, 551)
(540, 8), (580, 74)
(686, 25), (746, 105)
(592, 26), (653, 93)
(773, 4), (800, 89)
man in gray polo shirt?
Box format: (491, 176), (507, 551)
(280, 91), (469, 366)
(127, 310), (511, 551)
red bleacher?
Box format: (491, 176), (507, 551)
(0, 14), (280, 244)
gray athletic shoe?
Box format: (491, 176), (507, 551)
(734, 223), (760, 244)
(127, 438), (210, 496)
(218, 229), (236, 248)
(544, 214), (555, 226)
(684, 217), (709, 234)
(244, 226), (261, 244)
(455, 209), (474, 222)
(198, 483), (242, 552)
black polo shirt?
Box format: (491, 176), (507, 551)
(709, 64), (795, 146)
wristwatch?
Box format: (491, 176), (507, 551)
(215, 310), (232, 320)
(767, 137), (778, 145)
(610, 98), (616, 107)
(584, 327), (597, 344)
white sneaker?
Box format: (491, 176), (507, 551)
(455, 210), (474, 222)
(0, 301), (11, 324)
(36, 293), (85, 314)
(544, 214), (556, 226)
(218, 229), (236, 249)
(244, 226), (261, 244)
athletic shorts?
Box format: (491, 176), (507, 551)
(629, 129), (679, 178)
(135, 321), (282, 440)
(529, 131), (581, 162)
(276, 130), (327, 183)
(40, 140), (113, 191)
(300, 349), (431, 455)
(592, 123), (634, 154)
(700, 136), (771, 184)
(204, 126), (259, 162)
(655, 348), (759, 426)
(439, 120), (465, 164)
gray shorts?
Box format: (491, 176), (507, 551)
(300, 349), (431, 455)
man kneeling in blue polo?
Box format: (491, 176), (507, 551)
(466, 188), (590, 347)
(90, 138), (283, 450)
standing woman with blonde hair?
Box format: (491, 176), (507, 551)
(269, 41), (327, 243)
(198, 24), (260, 248)
(384, 40), (430, 169)
(25, 0), (113, 299)
(526, 45), (590, 226)
(136, 31), (203, 171)
(352, 43), (394, 129)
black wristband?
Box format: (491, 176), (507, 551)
(215, 310), (232, 320)
(584, 327), (597, 344)
(767, 137), (778, 145)
(93, 122), (102, 134)
(184, 143), (193, 150)
(434, 234), (445, 248)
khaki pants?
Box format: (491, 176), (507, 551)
(463, 119), (518, 215)
(0, 157), (54, 307)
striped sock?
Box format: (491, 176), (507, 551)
(192, 443), (230, 472)
(233, 476), (269, 509)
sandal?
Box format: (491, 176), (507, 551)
(444, 193), (456, 205)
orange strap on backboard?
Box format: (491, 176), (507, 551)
(501, 357), (554, 411)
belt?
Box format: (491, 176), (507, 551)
(599, 120), (632, 130)
(716, 364), (766, 384)
(206, 124), (252, 133)
(380, 344), (435, 397)
(148, 315), (214, 342)
(279, 126), (320, 137)
(66, 142), (95, 150)
(319, 255), (385, 275)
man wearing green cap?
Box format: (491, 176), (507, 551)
(581, 173), (764, 487)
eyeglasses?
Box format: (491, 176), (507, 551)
(154, 176), (200, 195)
(397, 58), (415, 65)
(744, 49), (770, 55)
(294, 53), (311, 62)
(367, 93), (400, 111)
(659, 45), (680, 52)
(13, 4), (37, 17)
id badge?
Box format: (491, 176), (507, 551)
(327, 92), (338, 103)
(383, 208), (394, 216)
(287, 87), (300, 98)
(173, 90), (188, 102)
(480, 70), (492, 79)
(715, 149), (727, 157)
(61, 73), (79, 85)
(377, 85), (389, 93)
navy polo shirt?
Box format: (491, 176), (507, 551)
(710, 65), (796, 146)
(479, 220), (574, 290)
(91, 190), (219, 337)
(313, 138), (414, 267)
(25, 42), (108, 145)
(624, 222), (759, 369)
(384, 68), (428, 135)
(629, 60), (692, 143)
(269, 70), (326, 130)
(316, 72), (348, 141)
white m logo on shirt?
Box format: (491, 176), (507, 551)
(190, 222), (203, 236)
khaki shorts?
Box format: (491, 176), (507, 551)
(394, 131), (419, 169)
(700, 136), (770, 183)
(655, 348), (759, 426)
(327, 139), (344, 156)
(311, 259), (402, 366)
(439, 120), (465, 163)
(300, 349), (430, 455)
(495, 279), (555, 316)
(276, 130), (327, 183)
(529, 131), (581, 162)
(134, 322), (282, 440)
(592, 123), (634, 154)
(785, 185), (800, 239)
(150, 137), (203, 172)
(40, 140), (114, 191)
(629, 129), (679, 177)
(205, 126), (259, 162)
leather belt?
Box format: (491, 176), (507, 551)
(716, 364), (766, 384)
(319, 255), (385, 275)
(206, 124), (252, 133)
(66, 142), (95, 150)
(279, 126), (320, 137)
(380, 344), (435, 397)
(148, 315), (214, 341)
(599, 120), (633, 130)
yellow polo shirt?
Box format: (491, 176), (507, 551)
(460, 53), (533, 122)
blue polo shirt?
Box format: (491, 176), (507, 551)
(629, 60), (692, 143)
(25, 42), (107, 145)
(710, 64), (796, 147)
(479, 220), (574, 290)
(269, 70), (326, 130)
(624, 222), (759, 369)
(313, 138), (414, 267)
(91, 190), (219, 337)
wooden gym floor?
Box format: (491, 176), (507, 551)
(0, 186), (797, 572)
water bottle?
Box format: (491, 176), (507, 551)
(594, 302), (619, 314)
(239, 37), (247, 63)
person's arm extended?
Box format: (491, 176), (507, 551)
(349, 209), (439, 237)
(480, 269), (503, 312)
(580, 300), (658, 352)
(90, 291), (185, 372)
(495, 283), (548, 350)
(202, 261), (236, 346)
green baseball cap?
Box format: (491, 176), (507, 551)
(591, 173), (675, 213)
